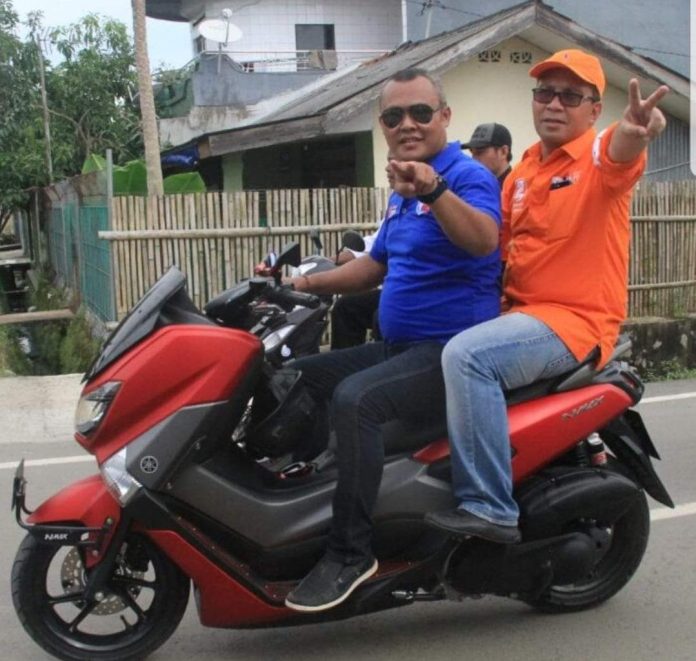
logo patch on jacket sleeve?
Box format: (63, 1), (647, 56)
(416, 201), (431, 215)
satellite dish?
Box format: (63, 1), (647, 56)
(198, 18), (243, 44)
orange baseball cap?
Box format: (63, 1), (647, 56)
(529, 49), (606, 95)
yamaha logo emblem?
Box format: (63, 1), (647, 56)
(140, 456), (159, 474)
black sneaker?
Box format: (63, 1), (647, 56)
(285, 555), (378, 612)
(425, 508), (521, 544)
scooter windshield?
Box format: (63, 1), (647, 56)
(84, 267), (213, 381)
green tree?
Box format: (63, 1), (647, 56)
(45, 13), (142, 177)
(0, 0), (44, 228)
(0, 1), (143, 222)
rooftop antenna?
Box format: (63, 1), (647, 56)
(198, 8), (243, 72)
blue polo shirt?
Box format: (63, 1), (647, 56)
(370, 142), (501, 344)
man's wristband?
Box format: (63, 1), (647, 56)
(417, 175), (448, 204)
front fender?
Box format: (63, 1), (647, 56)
(28, 474), (121, 529)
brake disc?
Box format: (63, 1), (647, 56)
(60, 548), (144, 616)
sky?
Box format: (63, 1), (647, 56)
(14, 0), (193, 70)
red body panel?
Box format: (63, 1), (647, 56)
(146, 531), (292, 627)
(414, 384), (633, 482)
(77, 326), (262, 464)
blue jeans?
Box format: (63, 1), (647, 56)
(442, 313), (579, 526)
(293, 340), (446, 564)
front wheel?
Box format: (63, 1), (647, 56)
(523, 488), (650, 613)
(12, 532), (190, 661)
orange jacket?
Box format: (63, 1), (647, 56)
(501, 124), (646, 366)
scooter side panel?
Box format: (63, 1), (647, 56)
(77, 326), (262, 463)
(167, 455), (454, 551)
(414, 384), (634, 482)
(509, 384), (633, 480)
(146, 530), (292, 627)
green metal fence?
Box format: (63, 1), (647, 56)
(46, 176), (115, 322)
(77, 204), (114, 321)
(47, 203), (74, 288)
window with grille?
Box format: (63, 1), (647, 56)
(510, 51), (533, 64)
(478, 49), (502, 62)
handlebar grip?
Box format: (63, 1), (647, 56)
(264, 286), (322, 309)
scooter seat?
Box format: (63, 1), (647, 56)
(505, 345), (604, 406)
(380, 417), (448, 455)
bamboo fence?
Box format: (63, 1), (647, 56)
(106, 188), (389, 319)
(629, 180), (696, 317)
(101, 183), (696, 321)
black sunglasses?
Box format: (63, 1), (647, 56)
(532, 87), (600, 108)
(379, 104), (444, 129)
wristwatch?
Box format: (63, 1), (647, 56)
(417, 175), (448, 204)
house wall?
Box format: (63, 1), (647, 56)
(354, 132), (375, 187)
(222, 153), (244, 191)
(232, 134), (369, 191)
(371, 37), (634, 186)
(198, 0), (403, 68)
(645, 115), (691, 182)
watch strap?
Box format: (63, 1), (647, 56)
(417, 175), (448, 204)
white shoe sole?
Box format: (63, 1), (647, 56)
(284, 559), (379, 612)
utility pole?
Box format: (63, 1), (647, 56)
(35, 35), (53, 184)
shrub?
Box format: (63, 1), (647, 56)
(0, 326), (32, 375)
(60, 313), (100, 373)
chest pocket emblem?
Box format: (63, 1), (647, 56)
(415, 201), (431, 215)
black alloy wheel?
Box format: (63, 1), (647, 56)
(11, 532), (190, 660)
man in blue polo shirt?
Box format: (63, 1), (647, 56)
(284, 68), (501, 612)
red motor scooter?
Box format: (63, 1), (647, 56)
(11, 243), (673, 661)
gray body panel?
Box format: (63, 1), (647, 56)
(167, 455), (456, 549)
(126, 402), (231, 489)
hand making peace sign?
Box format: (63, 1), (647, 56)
(610, 78), (669, 162)
(620, 78), (669, 141)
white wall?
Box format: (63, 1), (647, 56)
(372, 37), (631, 186)
(199, 0), (402, 60)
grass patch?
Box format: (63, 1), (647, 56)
(643, 359), (696, 382)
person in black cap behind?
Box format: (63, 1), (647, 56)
(462, 122), (513, 185)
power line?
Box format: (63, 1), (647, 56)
(404, 0), (484, 19)
(404, 2), (688, 60)
(632, 46), (688, 59)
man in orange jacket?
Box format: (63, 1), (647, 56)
(426, 49), (669, 542)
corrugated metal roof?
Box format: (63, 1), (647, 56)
(192, 1), (688, 155)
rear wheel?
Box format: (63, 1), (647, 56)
(523, 488), (650, 613)
(12, 532), (190, 661)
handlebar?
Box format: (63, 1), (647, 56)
(263, 284), (321, 310)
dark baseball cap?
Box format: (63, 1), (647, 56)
(462, 123), (512, 149)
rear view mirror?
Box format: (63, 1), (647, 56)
(276, 242), (302, 268)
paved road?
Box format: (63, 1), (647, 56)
(1, 378), (695, 660)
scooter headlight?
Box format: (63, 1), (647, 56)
(74, 381), (120, 435)
(100, 447), (142, 505)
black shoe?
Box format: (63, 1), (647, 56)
(285, 555), (378, 612)
(425, 508), (521, 544)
